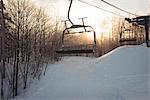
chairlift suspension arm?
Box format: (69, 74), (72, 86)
(68, 0), (74, 25)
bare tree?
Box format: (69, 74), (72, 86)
(0, 0), (62, 99)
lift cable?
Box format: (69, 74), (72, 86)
(78, 0), (125, 18)
(100, 0), (139, 17)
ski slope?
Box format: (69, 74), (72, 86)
(15, 45), (150, 100)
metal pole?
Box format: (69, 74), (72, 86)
(78, 17), (87, 31)
(145, 17), (149, 47)
(68, 0), (74, 25)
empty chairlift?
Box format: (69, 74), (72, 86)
(56, 0), (97, 56)
(119, 23), (137, 44)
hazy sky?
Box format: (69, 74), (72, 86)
(33, 0), (150, 35)
(35, 0), (150, 16)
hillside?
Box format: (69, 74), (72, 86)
(14, 45), (150, 100)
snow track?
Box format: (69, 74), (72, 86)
(15, 45), (150, 100)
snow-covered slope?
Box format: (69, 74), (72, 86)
(15, 45), (150, 100)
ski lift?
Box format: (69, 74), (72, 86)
(119, 23), (137, 43)
(56, 0), (97, 56)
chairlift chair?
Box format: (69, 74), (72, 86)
(56, 0), (97, 56)
(119, 25), (137, 43)
(56, 25), (97, 54)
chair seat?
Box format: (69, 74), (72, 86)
(120, 38), (136, 42)
(56, 49), (94, 54)
(56, 44), (94, 54)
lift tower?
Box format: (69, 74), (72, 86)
(125, 15), (150, 47)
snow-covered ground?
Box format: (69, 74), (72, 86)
(15, 45), (150, 100)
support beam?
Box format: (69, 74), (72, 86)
(145, 17), (149, 47)
(125, 15), (150, 47)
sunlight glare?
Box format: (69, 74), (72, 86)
(69, 0), (112, 39)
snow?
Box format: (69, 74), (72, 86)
(14, 45), (150, 100)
